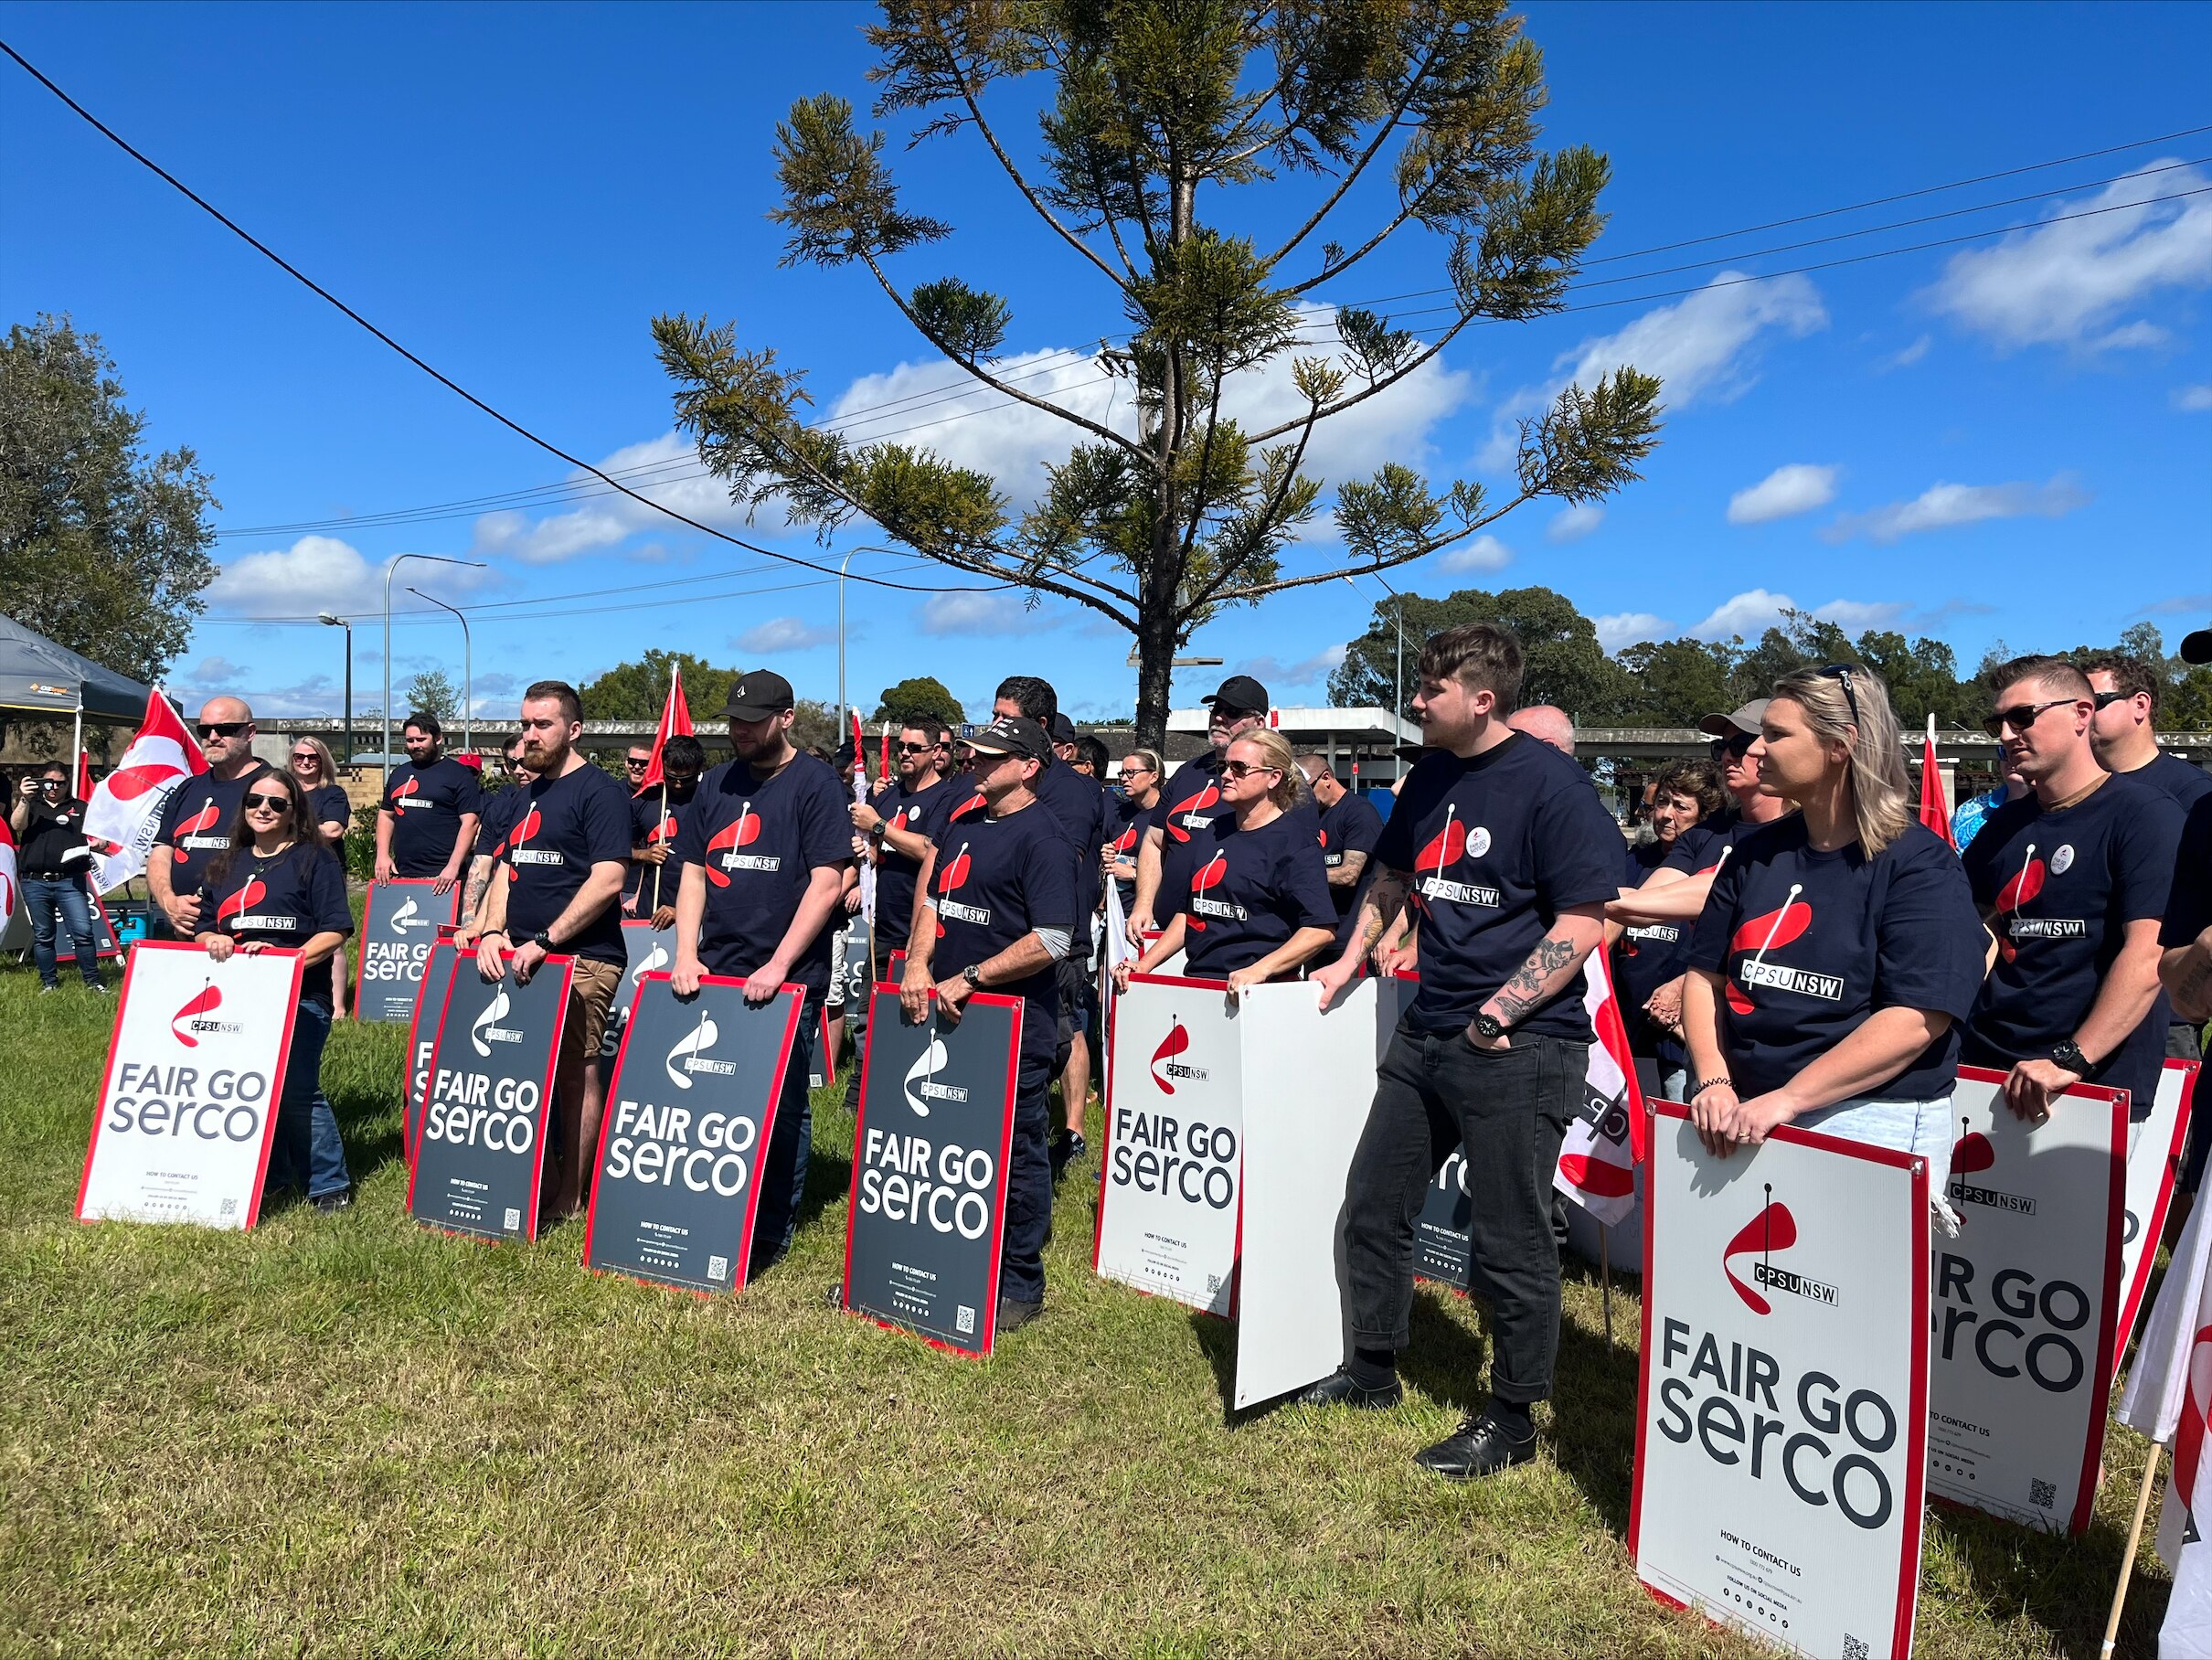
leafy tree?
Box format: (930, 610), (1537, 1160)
(2168, 668), (2212, 730)
(653, 0), (1663, 746)
(579, 650), (740, 724)
(0, 314), (218, 683)
(1854, 631), (1978, 730)
(1328, 583), (1631, 719)
(1613, 637), (1733, 726)
(872, 675), (966, 728)
(402, 669), (460, 723)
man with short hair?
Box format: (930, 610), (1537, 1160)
(1073, 733), (1110, 780)
(898, 714), (1077, 1332)
(1505, 705), (1576, 755)
(1962, 655), (2183, 1124)
(2086, 655), (2211, 808)
(10, 763), (104, 991)
(622, 742), (654, 795)
(1130, 673), (1271, 941)
(459, 682), (633, 1220)
(376, 712), (479, 894)
(1610, 759), (1723, 1099)
(626, 732), (706, 929)
(148, 696), (271, 941)
(670, 670), (852, 1272)
(1298, 752), (1386, 950)
(1305, 625), (1622, 1480)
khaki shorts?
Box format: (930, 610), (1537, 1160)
(556, 957), (624, 1111)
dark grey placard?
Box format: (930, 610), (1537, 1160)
(402, 942), (463, 1155)
(1413, 1144), (1472, 1290)
(600, 920), (677, 1064)
(356, 880), (456, 1024)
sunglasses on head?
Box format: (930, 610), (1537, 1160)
(197, 721), (249, 739)
(1814, 663), (1861, 729)
(242, 791), (290, 811)
(1983, 697), (2079, 739)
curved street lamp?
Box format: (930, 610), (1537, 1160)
(383, 554), (486, 786)
(406, 588), (473, 753)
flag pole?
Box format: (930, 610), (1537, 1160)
(651, 778), (667, 911)
(1601, 1226), (1613, 1348)
(2103, 1442), (2163, 1658)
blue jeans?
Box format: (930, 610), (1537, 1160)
(24, 875), (101, 986)
(747, 992), (819, 1279)
(264, 1000), (352, 1202)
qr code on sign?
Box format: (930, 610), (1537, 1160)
(218, 1197), (237, 1217)
(504, 1208), (521, 1230)
(2030, 1477), (2057, 1509)
(1206, 1272), (1222, 1293)
(1842, 1636), (1869, 1660)
(708, 1256), (728, 1282)
(955, 1304), (975, 1335)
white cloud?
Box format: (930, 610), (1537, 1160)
(1885, 334), (1931, 369)
(1686, 590), (1905, 643)
(1925, 161), (2212, 352)
(2176, 383), (2212, 411)
(205, 536), (495, 619)
(1594, 612), (1672, 652)
(1824, 473), (2091, 544)
(470, 432), (753, 564)
(1727, 463), (1838, 526)
(1235, 643), (1346, 692)
(1438, 533), (1511, 572)
(1547, 504), (1604, 544)
(733, 616), (836, 654)
(918, 591), (1037, 636)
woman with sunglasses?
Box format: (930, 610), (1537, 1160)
(197, 769), (356, 1211)
(1113, 729), (1335, 1000)
(1103, 748), (1164, 917)
(1681, 666), (1984, 1206)
(289, 735), (354, 1015)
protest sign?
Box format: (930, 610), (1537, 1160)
(2114, 1059), (2199, 1369)
(601, 919), (676, 1063)
(1632, 1104), (1928, 1660)
(1096, 973), (1245, 1315)
(401, 941), (463, 1155)
(77, 941), (303, 1229)
(1413, 1146), (1473, 1290)
(408, 952), (572, 1241)
(354, 879), (459, 1024)
(841, 987), (1018, 1357)
(583, 974), (801, 1293)
(0, 891), (120, 960)
(1928, 1066), (2124, 1534)
(1233, 975), (1398, 1409)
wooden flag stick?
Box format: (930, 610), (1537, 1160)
(1601, 1225), (1614, 1348)
(650, 780), (667, 911)
(2104, 1442), (2164, 1658)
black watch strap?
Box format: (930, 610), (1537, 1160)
(2049, 1038), (2090, 1079)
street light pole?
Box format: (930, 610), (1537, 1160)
(406, 588), (473, 753)
(1343, 570), (1409, 783)
(384, 554), (486, 788)
(317, 612), (353, 761)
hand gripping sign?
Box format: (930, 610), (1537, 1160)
(77, 941), (303, 1229)
(355, 879), (461, 1024)
(1928, 1066), (2125, 1534)
(408, 952), (573, 1242)
(1096, 974), (1246, 1315)
(582, 974), (801, 1293)
(401, 940), (464, 1157)
(840, 986), (1019, 1357)
(1631, 1104), (1929, 1660)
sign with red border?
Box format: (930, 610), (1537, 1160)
(355, 878), (460, 1024)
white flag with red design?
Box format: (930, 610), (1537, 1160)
(1551, 949), (1645, 1227)
(848, 708), (876, 927)
(0, 816), (18, 929)
(81, 686), (207, 894)
(2119, 1195), (2212, 1653)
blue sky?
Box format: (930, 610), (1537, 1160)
(4, 2), (2208, 728)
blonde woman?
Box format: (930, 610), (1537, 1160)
(1682, 665), (1984, 1183)
(1113, 729), (1334, 999)
(289, 734), (355, 1016)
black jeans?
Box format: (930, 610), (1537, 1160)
(1000, 1039), (1055, 1305)
(1336, 1020), (1584, 1406)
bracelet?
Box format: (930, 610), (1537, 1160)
(481, 928), (509, 940)
(1691, 1076), (1736, 1097)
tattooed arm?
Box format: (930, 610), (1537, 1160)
(1312, 864), (1412, 1010)
(1469, 902), (1609, 1048)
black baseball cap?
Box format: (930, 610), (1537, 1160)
(2184, 627), (2212, 666)
(723, 669), (794, 720)
(1202, 674), (1270, 716)
(1048, 712), (1078, 745)
(961, 715), (1051, 762)
(1697, 698), (1770, 739)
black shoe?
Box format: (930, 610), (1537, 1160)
(1049, 1129), (1087, 1178)
(995, 1295), (1044, 1335)
(1414, 1412), (1537, 1480)
(1295, 1367), (1404, 1410)
(313, 1190), (352, 1214)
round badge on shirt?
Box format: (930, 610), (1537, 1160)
(1468, 826), (1493, 858)
(2051, 844), (2074, 875)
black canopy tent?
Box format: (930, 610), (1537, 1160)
(0, 614), (154, 763)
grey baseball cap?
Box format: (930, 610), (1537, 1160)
(1697, 698), (1770, 739)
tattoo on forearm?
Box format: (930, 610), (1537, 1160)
(1494, 934), (1582, 1022)
(1357, 867), (1410, 952)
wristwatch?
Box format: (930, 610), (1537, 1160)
(2049, 1038), (2090, 1079)
(1473, 1011), (1508, 1042)
(962, 963), (984, 989)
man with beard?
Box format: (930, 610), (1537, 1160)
(670, 670), (852, 1273)
(148, 696), (272, 941)
(460, 685), (632, 1220)
(626, 733), (706, 929)
(375, 712), (479, 895)
(1298, 752), (1386, 953)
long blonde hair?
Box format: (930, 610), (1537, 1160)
(287, 732), (340, 782)
(1228, 729), (1303, 811)
(1771, 665), (1912, 857)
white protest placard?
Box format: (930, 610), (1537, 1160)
(1233, 974), (1399, 1409)
(1632, 1104), (1927, 1660)
(2114, 1059), (2198, 1371)
(76, 940), (304, 1229)
(1929, 1066), (2124, 1534)
(1095, 973), (1244, 1314)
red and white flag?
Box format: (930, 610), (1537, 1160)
(81, 686), (207, 894)
(633, 668), (695, 797)
(848, 708), (876, 926)
(0, 817), (18, 930)
(1552, 950), (1646, 1227)
(2118, 1197), (2212, 1652)
(1919, 713), (1956, 850)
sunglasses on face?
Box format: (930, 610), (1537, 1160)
(290, 751), (318, 763)
(1221, 759), (1280, 781)
(624, 757), (651, 770)
(2092, 689), (2129, 709)
(898, 741), (941, 754)
(1717, 734), (1755, 759)
(1983, 698), (2079, 739)
(197, 721), (249, 739)
(242, 792), (290, 811)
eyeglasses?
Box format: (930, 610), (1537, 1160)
(1221, 759), (1281, 781)
(2092, 689), (2129, 709)
(196, 721), (248, 739)
(241, 792), (289, 811)
(1983, 698), (2079, 738)
(1815, 664), (1861, 729)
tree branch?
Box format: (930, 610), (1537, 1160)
(1206, 491), (1542, 606)
(1243, 309), (1477, 445)
(1261, 47), (1436, 271)
(1281, 152), (1469, 299)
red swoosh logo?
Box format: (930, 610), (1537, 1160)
(1558, 1154), (1634, 1198)
(1417, 820), (1467, 870)
(1728, 900), (1812, 955)
(102, 761), (183, 802)
(1951, 1132), (1995, 1176)
(1151, 1022), (1190, 1094)
(171, 984), (222, 1048)
(937, 843), (971, 895)
(1996, 860), (2047, 913)
(1722, 1202), (1797, 1314)
(394, 776), (419, 800)
(216, 878), (266, 923)
(704, 818), (741, 887)
(1164, 784), (1218, 843)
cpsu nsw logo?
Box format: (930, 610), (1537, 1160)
(664, 1014), (736, 1089)
(903, 1034), (967, 1116)
(1151, 1020), (1208, 1093)
(471, 986), (526, 1056)
(1948, 1123), (2034, 1214)
(1723, 1189), (1839, 1314)
(171, 984), (242, 1046)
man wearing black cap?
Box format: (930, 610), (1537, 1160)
(670, 668), (853, 1273)
(898, 714), (1077, 1331)
(625, 732), (706, 928)
(1130, 673), (1272, 943)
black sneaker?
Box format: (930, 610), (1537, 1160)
(1049, 1129), (1088, 1177)
(313, 1190), (352, 1214)
(1414, 1412), (1537, 1480)
(1295, 1367), (1404, 1410)
(995, 1295), (1044, 1335)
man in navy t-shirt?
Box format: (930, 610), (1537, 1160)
(148, 696), (272, 942)
(1299, 753), (1386, 951)
(376, 712), (480, 891)
(1305, 625), (1621, 1482)
(461, 735), (530, 926)
(624, 733), (704, 927)
(671, 669), (852, 1273)
(899, 715), (1077, 1330)
(463, 682), (633, 1221)
(2164, 792), (2212, 1031)
(1962, 656), (2182, 1124)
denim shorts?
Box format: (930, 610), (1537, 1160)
(1794, 1093), (1959, 1235)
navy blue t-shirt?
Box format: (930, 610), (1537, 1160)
(872, 772), (959, 952)
(1662, 809), (1786, 880)
(927, 797), (1076, 1052)
(623, 779), (697, 910)
(203, 842), (354, 1011)
(1107, 793), (1155, 913)
(1317, 791), (1387, 920)
(1373, 734), (1623, 1039)
(305, 783), (351, 835)
(155, 765), (273, 899)
(673, 752), (852, 992)
(502, 761), (633, 967)
(1688, 818), (1984, 1101)
(1962, 772), (2182, 1112)
(2164, 793), (2212, 954)
(473, 782), (526, 860)
(1175, 809), (1336, 981)
(1614, 838), (1697, 1063)
(2130, 751), (2212, 811)
(380, 755), (479, 877)
(1030, 756), (1110, 922)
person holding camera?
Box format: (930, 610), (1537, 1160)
(10, 762), (105, 992)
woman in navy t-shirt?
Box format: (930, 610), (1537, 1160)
(1113, 730), (1335, 997)
(1610, 759), (1725, 1100)
(1684, 666), (1985, 1210)
(197, 769), (357, 1210)
(287, 734), (355, 1016)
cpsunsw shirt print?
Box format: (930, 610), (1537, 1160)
(673, 752), (852, 991)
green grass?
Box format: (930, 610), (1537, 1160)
(0, 948), (2177, 1656)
